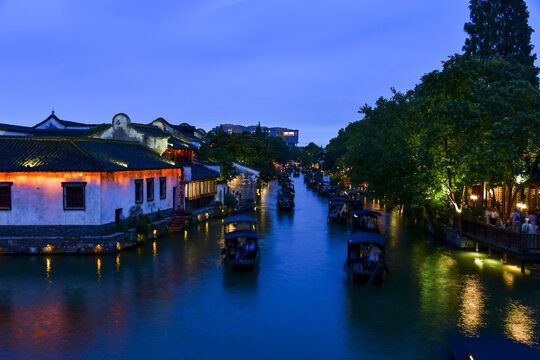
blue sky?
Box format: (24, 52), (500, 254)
(0, 0), (539, 146)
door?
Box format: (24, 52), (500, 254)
(173, 187), (177, 212)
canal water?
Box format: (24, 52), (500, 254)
(1, 177), (539, 359)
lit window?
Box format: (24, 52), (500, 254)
(0, 182), (13, 210)
(135, 179), (143, 204)
(62, 182), (86, 210)
(147, 178), (154, 202)
(160, 177), (166, 199)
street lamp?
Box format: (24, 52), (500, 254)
(517, 202), (527, 211)
(470, 195), (478, 201)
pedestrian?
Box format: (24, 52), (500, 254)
(489, 207), (499, 226)
(484, 207), (490, 224)
(511, 208), (521, 233)
(529, 210), (537, 234)
(522, 218), (533, 250)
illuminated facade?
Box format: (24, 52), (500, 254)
(0, 137), (182, 226)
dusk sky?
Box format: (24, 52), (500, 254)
(1, 0), (539, 146)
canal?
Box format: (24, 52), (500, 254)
(0, 176), (539, 359)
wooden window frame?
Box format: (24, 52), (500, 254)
(135, 179), (143, 204)
(159, 177), (166, 199)
(62, 182), (86, 211)
(147, 178), (154, 202)
(0, 182), (13, 210)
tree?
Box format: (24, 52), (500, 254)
(463, 0), (537, 67)
(415, 55), (540, 218)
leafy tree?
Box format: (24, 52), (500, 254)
(196, 130), (293, 181)
(463, 0), (537, 68)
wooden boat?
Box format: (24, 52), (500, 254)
(345, 210), (386, 283)
(277, 189), (295, 211)
(327, 196), (350, 223)
(222, 215), (260, 270)
(438, 333), (540, 359)
(345, 189), (365, 210)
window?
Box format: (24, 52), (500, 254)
(160, 177), (166, 199)
(147, 178), (154, 202)
(0, 182), (12, 210)
(62, 182), (86, 210)
(135, 179), (143, 204)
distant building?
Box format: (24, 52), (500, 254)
(215, 124), (299, 147)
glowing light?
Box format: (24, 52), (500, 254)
(470, 195), (478, 200)
(205, 212), (209, 219)
(152, 241), (157, 257)
(46, 258), (51, 279)
(137, 234), (144, 242)
(44, 244), (53, 253)
(153, 229), (158, 238)
(517, 203), (527, 210)
(197, 214), (201, 221)
(116, 255), (120, 272)
(110, 159), (128, 168)
(474, 258), (483, 269)
(97, 258), (101, 278)
(116, 242), (121, 251)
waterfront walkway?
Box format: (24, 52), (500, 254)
(460, 219), (540, 272)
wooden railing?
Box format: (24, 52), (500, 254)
(461, 219), (540, 252)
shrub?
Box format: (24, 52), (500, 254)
(224, 193), (236, 207)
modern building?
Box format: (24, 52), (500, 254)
(215, 124), (299, 147)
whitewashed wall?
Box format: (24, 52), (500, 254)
(0, 172), (102, 225)
(99, 169), (181, 223)
(0, 168), (182, 226)
(93, 114), (169, 154)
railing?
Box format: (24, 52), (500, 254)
(461, 219), (540, 253)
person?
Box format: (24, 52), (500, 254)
(489, 207), (499, 226)
(522, 218), (533, 250)
(504, 218), (511, 230)
(528, 210), (537, 235)
(511, 208), (521, 233)
(484, 208), (490, 224)
(367, 244), (382, 269)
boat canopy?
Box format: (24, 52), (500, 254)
(329, 196), (349, 203)
(223, 215), (257, 225)
(224, 230), (259, 240)
(350, 210), (382, 218)
(347, 232), (386, 247)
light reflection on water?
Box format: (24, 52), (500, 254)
(504, 300), (537, 346)
(459, 274), (486, 337)
(0, 175), (539, 359)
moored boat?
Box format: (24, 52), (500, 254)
(277, 189), (295, 211)
(222, 215), (260, 270)
(345, 210), (386, 283)
(327, 196), (350, 223)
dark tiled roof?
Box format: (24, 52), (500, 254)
(190, 164), (219, 181)
(151, 118), (200, 141)
(32, 114), (96, 129)
(168, 136), (198, 150)
(0, 124), (90, 137)
(0, 137), (179, 172)
(131, 124), (169, 138)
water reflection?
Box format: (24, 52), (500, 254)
(458, 274), (486, 337)
(502, 270), (515, 289)
(504, 300), (537, 346)
(0, 176), (538, 359)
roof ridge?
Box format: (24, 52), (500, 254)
(67, 138), (107, 171)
